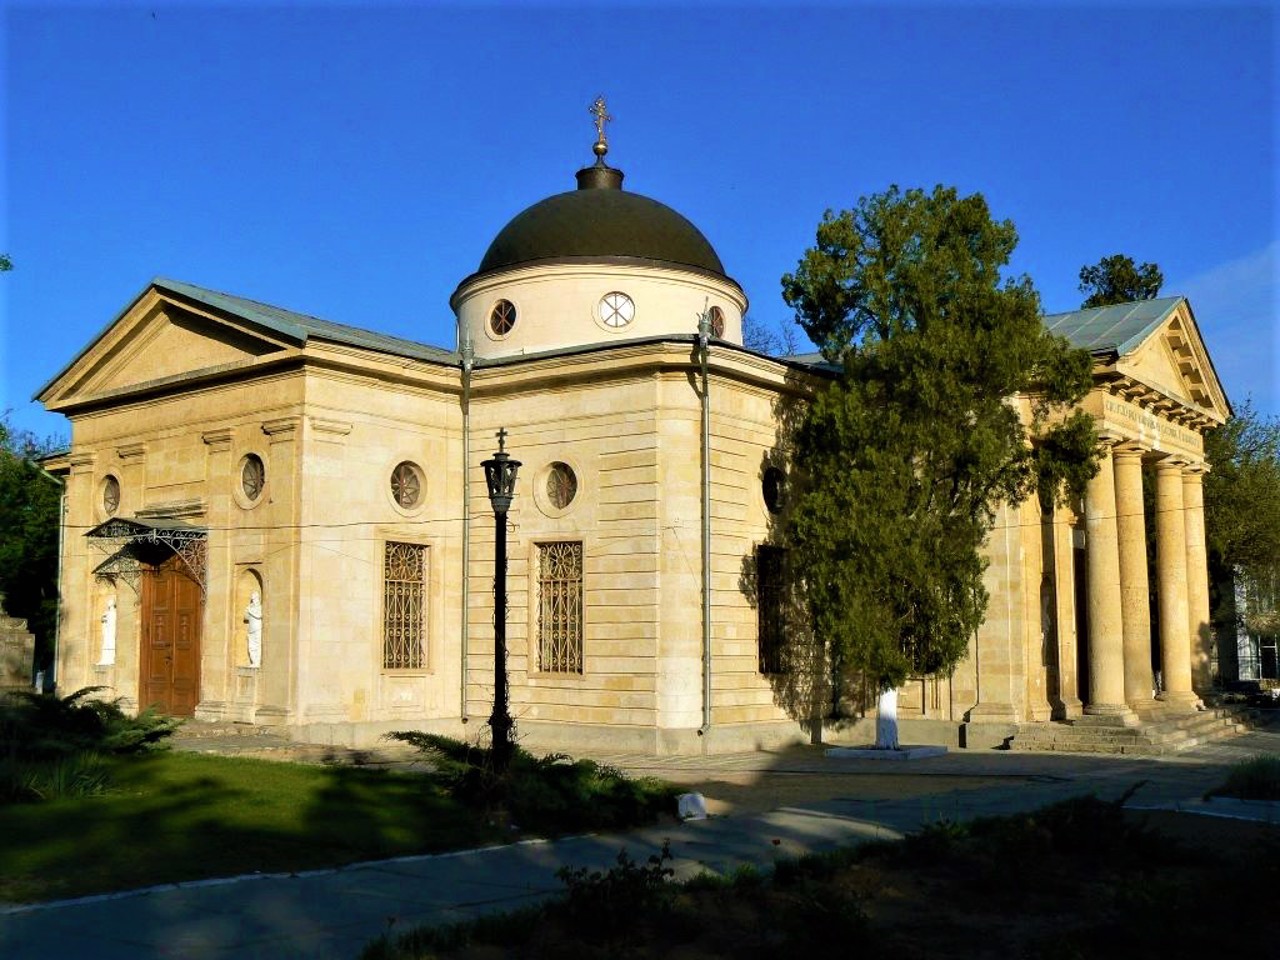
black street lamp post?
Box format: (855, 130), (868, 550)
(482, 428), (521, 773)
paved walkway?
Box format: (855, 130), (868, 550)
(2, 726), (1278, 960)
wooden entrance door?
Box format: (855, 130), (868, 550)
(140, 555), (202, 716)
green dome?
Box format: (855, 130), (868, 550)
(476, 164), (725, 276)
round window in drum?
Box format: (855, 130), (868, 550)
(599, 292), (635, 328)
(708, 305), (725, 338)
(489, 299), (517, 336)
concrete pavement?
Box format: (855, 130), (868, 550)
(2, 724), (1277, 960)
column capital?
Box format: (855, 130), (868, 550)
(1182, 461), (1210, 477)
(1153, 453), (1191, 472)
(1111, 442), (1146, 462)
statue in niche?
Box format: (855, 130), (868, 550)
(245, 591), (263, 668)
(98, 596), (117, 666)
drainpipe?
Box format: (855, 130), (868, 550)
(460, 333), (474, 724)
(697, 311), (712, 736)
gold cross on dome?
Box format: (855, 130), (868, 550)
(589, 95), (612, 145)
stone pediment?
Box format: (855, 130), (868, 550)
(1112, 299), (1230, 425)
(37, 284), (296, 411)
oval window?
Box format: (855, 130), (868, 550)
(241, 454), (266, 502)
(391, 461), (423, 509)
(102, 475), (120, 516)
(763, 466), (786, 514)
(546, 462), (578, 509)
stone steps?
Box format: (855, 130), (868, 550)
(1008, 707), (1253, 756)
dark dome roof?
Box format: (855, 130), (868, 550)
(476, 164), (725, 276)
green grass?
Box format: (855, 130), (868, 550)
(0, 752), (501, 903)
(1208, 754), (1280, 801)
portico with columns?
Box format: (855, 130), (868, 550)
(1044, 296), (1229, 726)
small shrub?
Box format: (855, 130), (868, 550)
(0, 753), (114, 803)
(556, 842), (676, 939)
(1, 687), (181, 764)
(1208, 755), (1280, 801)
(383, 731), (679, 833)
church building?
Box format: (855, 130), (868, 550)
(37, 111), (1233, 754)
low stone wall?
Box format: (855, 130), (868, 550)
(1, 597), (35, 691)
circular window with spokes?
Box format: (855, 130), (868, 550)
(489, 299), (517, 338)
(390, 461), (424, 510)
(598, 291), (635, 329)
(535, 460), (581, 517)
(708, 306), (726, 339)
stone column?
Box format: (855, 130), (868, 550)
(1183, 465), (1213, 692)
(1112, 445), (1155, 712)
(1155, 459), (1199, 710)
(1083, 442), (1134, 720)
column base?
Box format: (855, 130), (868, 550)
(1156, 691), (1203, 713)
(1127, 698), (1164, 721)
(1052, 695), (1084, 720)
(1080, 703), (1140, 726)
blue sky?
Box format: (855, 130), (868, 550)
(3, 1), (1275, 442)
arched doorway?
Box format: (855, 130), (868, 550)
(140, 554), (202, 716)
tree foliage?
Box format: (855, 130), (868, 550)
(0, 415), (64, 674)
(780, 186), (1097, 693)
(1078, 254), (1163, 308)
(1204, 402), (1280, 630)
(0, 254), (11, 272)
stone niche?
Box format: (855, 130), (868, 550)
(0, 595), (35, 691)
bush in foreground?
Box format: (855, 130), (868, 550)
(1, 686), (180, 803)
(384, 731), (679, 834)
(1208, 754), (1280, 801)
(362, 792), (1280, 960)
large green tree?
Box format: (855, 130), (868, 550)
(0, 414), (64, 678)
(1078, 254), (1163, 307)
(1204, 402), (1280, 642)
(780, 185), (1097, 698)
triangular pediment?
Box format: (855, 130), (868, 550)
(1114, 299), (1230, 423)
(37, 283), (299, 411)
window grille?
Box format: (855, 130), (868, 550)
(757, 545), (786, 674)
(538, 541), (583, 673)
(383, 541), (427, 669)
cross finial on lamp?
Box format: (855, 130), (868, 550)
(496, 427), (508, 452)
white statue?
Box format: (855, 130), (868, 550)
(875, 686), (900, 750)
(245, 591), (263, 667)
(98, 596), (117, 666)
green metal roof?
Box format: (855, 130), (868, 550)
(34, 279), (457, 400)
(1042, 296), (1184, 357)
(155, 279), (457, 362)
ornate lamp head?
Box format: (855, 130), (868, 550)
(482, 428), (521, 513)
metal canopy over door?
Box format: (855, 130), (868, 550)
(141, 555), (202, 716)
